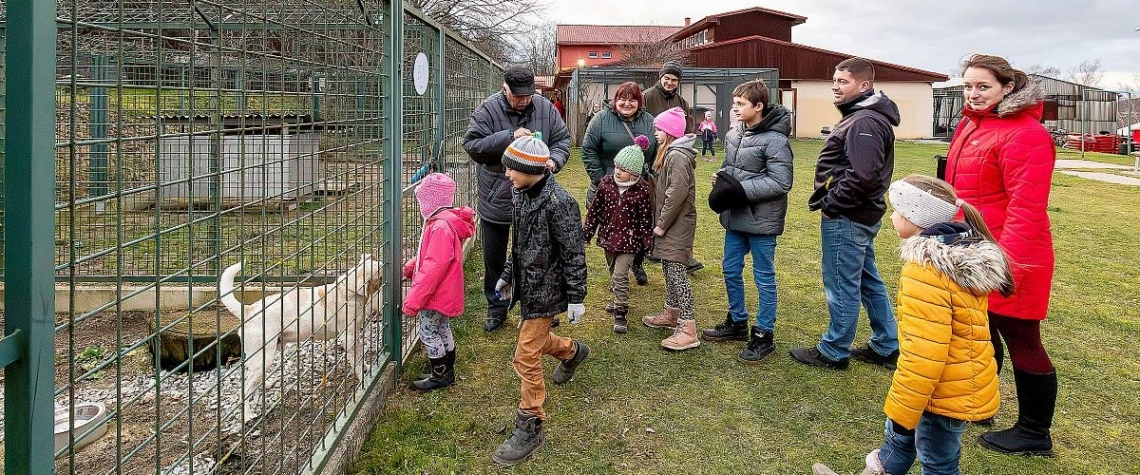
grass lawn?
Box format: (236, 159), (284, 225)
(351, 139), (1140, 474)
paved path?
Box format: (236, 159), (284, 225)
(1054, 160), (1140, 186)
(1055, 159), (1133, 170)
(1058, 171), (1140, 186)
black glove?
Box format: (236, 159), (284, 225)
(807, 185), (827, 212)
(708, 171), (747, 214)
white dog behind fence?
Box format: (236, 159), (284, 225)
(219, 254), (383, 422)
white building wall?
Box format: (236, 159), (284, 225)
(789, 81), (935, 140)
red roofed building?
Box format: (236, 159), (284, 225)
(557, 7), (949, 139)
(555, 24), (683, 72)
(666, 6), (946, 138)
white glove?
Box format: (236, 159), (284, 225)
(566, 303), (586, 324)
(494, 279), (512, 301)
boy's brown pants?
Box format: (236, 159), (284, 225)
(514, 316), (575, 420)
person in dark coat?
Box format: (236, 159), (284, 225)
(463, 66), (570, 332)
(642, 61), (695, 133)
(490, 135), (589, 467)
(790, 57), (900, 371)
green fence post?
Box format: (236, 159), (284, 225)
(382, 0), (405, 370)
(90, 54), (109, 210)
(433, 28), (445, 166)
(3, 0), (58, 472)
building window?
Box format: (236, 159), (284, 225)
(601, 51), (612, 59)
(588, 51), (598, 59)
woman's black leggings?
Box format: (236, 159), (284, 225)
(990, 312), (1054, 374)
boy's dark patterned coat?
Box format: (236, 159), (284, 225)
(501, 175), (588, 319)
(583, 174), (654, 254)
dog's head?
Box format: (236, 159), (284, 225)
(347, 253), (383, 298)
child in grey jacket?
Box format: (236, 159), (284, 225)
(705, 79), (794, 363)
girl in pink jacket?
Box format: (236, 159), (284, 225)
(402, 173), (476, 391)
(698, 110), (719, 161)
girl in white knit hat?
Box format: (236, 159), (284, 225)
(813, 174), (1013, 475)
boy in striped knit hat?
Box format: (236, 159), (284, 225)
(492, 134), (589, 467)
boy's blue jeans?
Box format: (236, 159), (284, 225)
(879, 415), (967, 475)
(817, 216), (898, 361)
(723, 230), (777, 332)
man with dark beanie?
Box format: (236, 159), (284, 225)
(463, 66), (571, 332)
(642, 61), (703, 276)
(643, 62), (694, 133)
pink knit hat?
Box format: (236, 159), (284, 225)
(415, 173), (456, 219)
(654, 106), (687, 139)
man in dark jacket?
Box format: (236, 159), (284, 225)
(642, 61), (694, 133)
(790, 58), (900, 370)
(463, 66), (571, 332)
(642, 61), (703, 275)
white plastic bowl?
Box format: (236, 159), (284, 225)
(54, 402), (109, 456)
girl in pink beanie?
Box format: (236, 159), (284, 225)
(642, 107), (701, 351)
(403, 173), (477, 391)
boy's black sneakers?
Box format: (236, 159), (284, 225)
(738, 327), (775, 364)
(701, 314), (749, 342)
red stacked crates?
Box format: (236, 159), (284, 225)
(1092, 134), (1121, 154)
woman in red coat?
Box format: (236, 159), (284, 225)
(944, 54), (1056, 457)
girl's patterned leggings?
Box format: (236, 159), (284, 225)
(417, 309), (455, 359)
(662, 260), (695, 321)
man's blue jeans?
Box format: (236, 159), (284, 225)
(879, 415), (967, 475)
(817, 216), (897, 361)
(723, 230), (777, 332)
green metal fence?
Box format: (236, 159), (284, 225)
(0, 0), (499, 472)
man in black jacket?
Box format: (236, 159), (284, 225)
(463, 67), (571, 332)
(790, 58), (900, 370)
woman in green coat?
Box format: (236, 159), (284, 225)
(581, 81), (658, 206)
(580, 81), (658, 285)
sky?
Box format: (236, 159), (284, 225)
(546, 0), (1140, 89)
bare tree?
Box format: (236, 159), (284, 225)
(1024, 64), (1062, 79)
(611, 37), (689, 69)
(1066, 58), (1104, 87)
(408, 0), (545, 63)
(1115, 73), (1140, 92)
(510, 22), (557, 76)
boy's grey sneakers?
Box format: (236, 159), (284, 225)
(552, 340), (589, 384)
(686, 260), (704, 274)
(789, 346), (850, 370)
(850, 345), (899, 370)
(492, 410), (545, 467)
(613, 313), (628, 334)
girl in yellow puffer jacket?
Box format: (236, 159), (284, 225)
(814, 174), (1013, 475)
